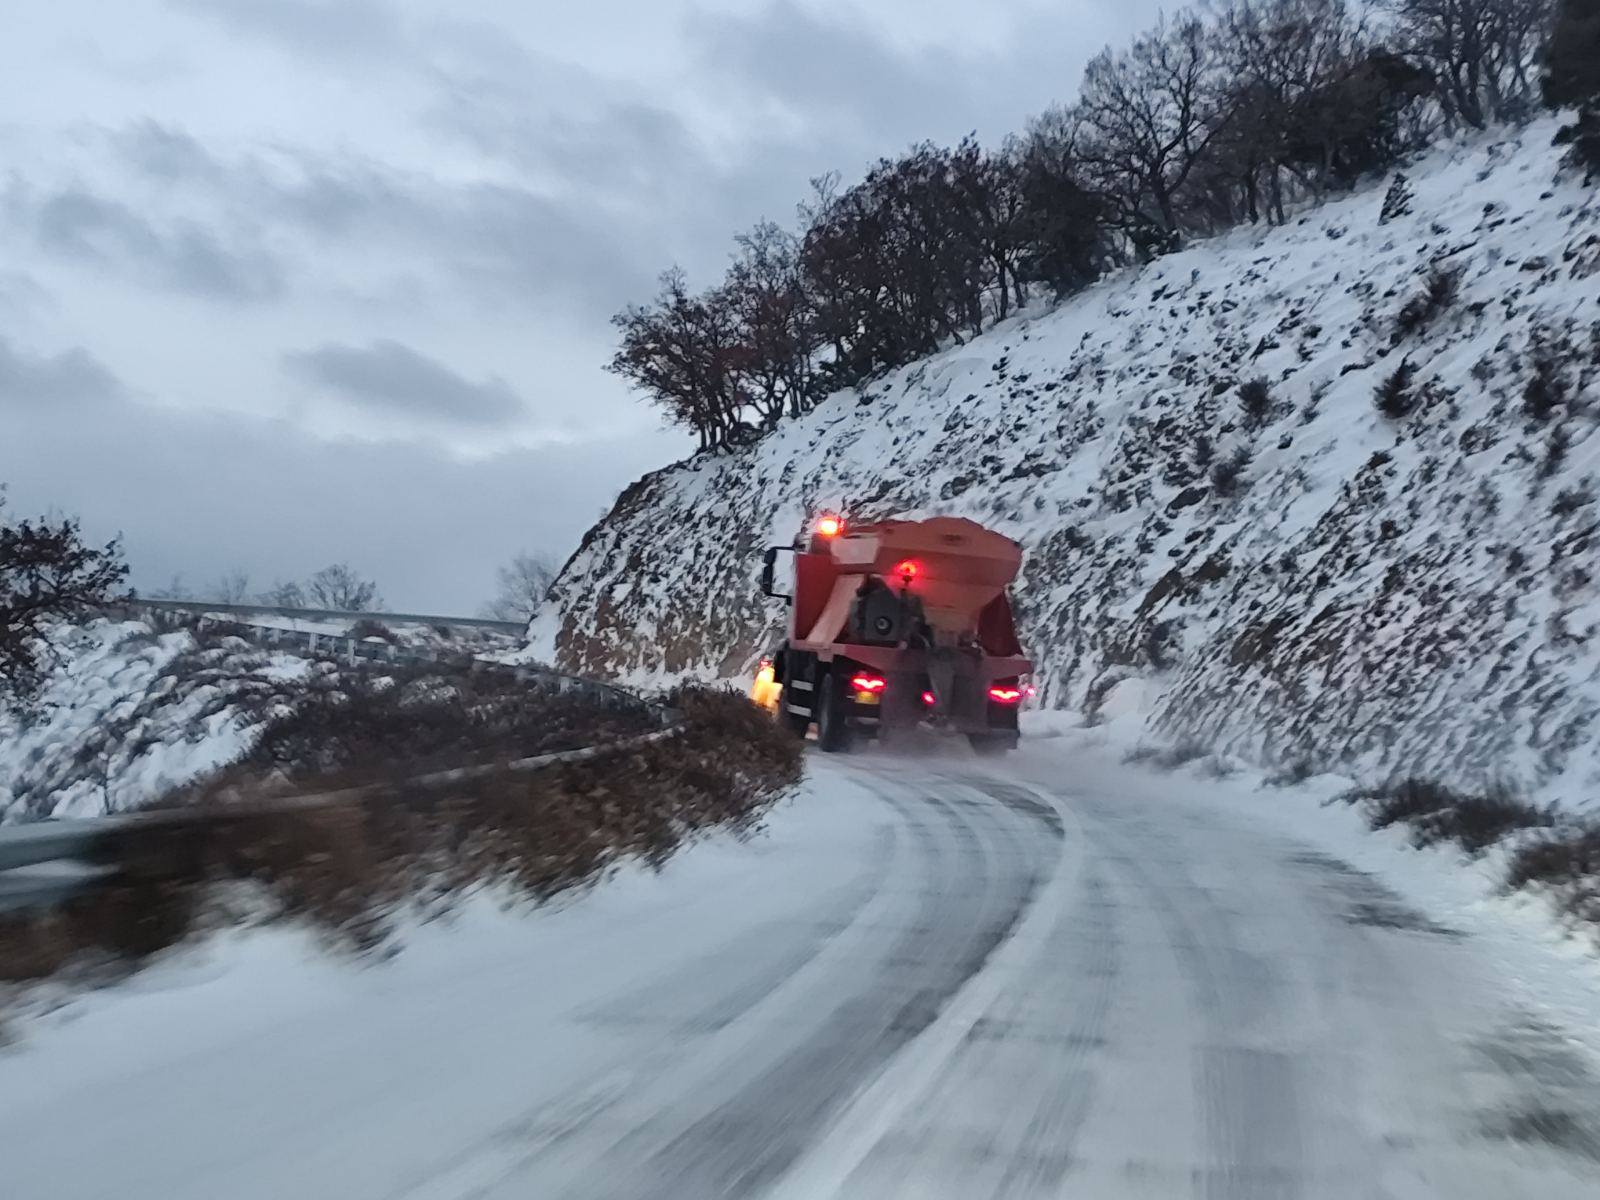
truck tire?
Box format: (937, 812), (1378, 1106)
(968, 733), (1016, 756)
(816, 672), (854, 753)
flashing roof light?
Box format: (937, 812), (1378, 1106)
(894, 559), (920, 582)
(817, 515), (843, 538)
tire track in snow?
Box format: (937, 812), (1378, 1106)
(571, 777), (1058, 1200)
(831, 859), (1121, 1198)
(385, 822), (902, 1200)
(1072, 800), (1312, 1200)
(392, 772), (1030, 1200)
(806, 772), (1115, 1198)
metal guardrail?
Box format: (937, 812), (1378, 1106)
(0, 604), (679, 915)
(0, 725), (686, 915)
(127, 603), (651, 720)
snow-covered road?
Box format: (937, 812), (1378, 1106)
(4, 745), (1600, 1198)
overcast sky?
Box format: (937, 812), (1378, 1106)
(2, 0), (1161, 613)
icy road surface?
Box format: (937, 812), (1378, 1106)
(4, 745), (1600, 1199)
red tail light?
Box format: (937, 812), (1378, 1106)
(988, 685), (1022, 704)
(921, 690), (936, 706)
(850, 673), (886, 693)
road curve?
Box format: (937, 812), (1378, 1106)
(3, 754), (1599, 1199)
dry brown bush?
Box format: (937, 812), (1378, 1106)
(0, 687), (802, 1000)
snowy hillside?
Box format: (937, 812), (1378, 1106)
(0, 619), (316, 822)
(535, 119), (1600, 808)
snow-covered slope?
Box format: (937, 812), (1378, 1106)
(0, 619), (316, 822)
(537, 119), (1600, 808)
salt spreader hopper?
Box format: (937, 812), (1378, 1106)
(751, 514), (1032, 753)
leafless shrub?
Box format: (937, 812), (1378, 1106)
(1210, 446), (1252, 496)
(1551, 486), (1595, 518)
(1375, 359), (1419, 418)
(347, 618), (397, 643)
(1360, 778), (1556, 856)
(1238, 376), (1274, 426)
(0, 689), (801, 995)
(1394, 265), (1462, 339)
(1523, 330), (1575, 421)
(1081, 670), (1127, 727)
(217, 667), (655, 786)
(1504, 829), (1600, 938)
(1123, 739), (1208, 770)
(1539, 425), (1572, 480)
(1264, 759), (1317, 788)
(1505, 824), (1600, 929)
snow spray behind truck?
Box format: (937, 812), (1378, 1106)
(751, 514), (1032, 754)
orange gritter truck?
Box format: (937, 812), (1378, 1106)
(751, 514), (1032, 754)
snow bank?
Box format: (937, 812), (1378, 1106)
(0, 619), (315, 822)
(543, 119), (1600, 808)
(1013, 706), (1600, 1036)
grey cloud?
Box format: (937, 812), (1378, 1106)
(428, 85), (706, 197)
(686, 2), (1136, 157)
(275, 165), (653, 315)
(0, 271), (54, 322)
(73, 124), (656, 320)
(689, 2), (977, 141)
(170, 0), (408, 63)
(112, 119), (223, 184)
(284, 339), (526, 426)
(29, 186), (284, 302)
(0, 393), (681, 613)
(55, 34), (197, 88)
(0, 335), (124, 408)
(423, 88), (826, 289)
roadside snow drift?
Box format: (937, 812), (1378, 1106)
(0, 619), (314, 822)
(539, 120), (1600, 808)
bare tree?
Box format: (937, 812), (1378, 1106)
(1389, 0), (1555, 128)
(1209, 0), (1370, 221)
(609, 269), (749, 451)
(1013, 118), (1115, 295)
(159, 574), (194, 600)
(724, 221), (820, 423)
(1070, 16), (1236, 253)
(0, 495), (129, 695)
(304, 564), (382, 612)
(208, 569), (252, 604)
(800, 142), (995, 387)
(258, 580), (307, 609)
(482, 552), (560, 623)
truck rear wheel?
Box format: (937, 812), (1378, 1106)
(816, 672), (854, 753)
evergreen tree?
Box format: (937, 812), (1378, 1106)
(1379, 172), (1415, 223)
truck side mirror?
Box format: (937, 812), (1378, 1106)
(760, 546), (792, 603)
